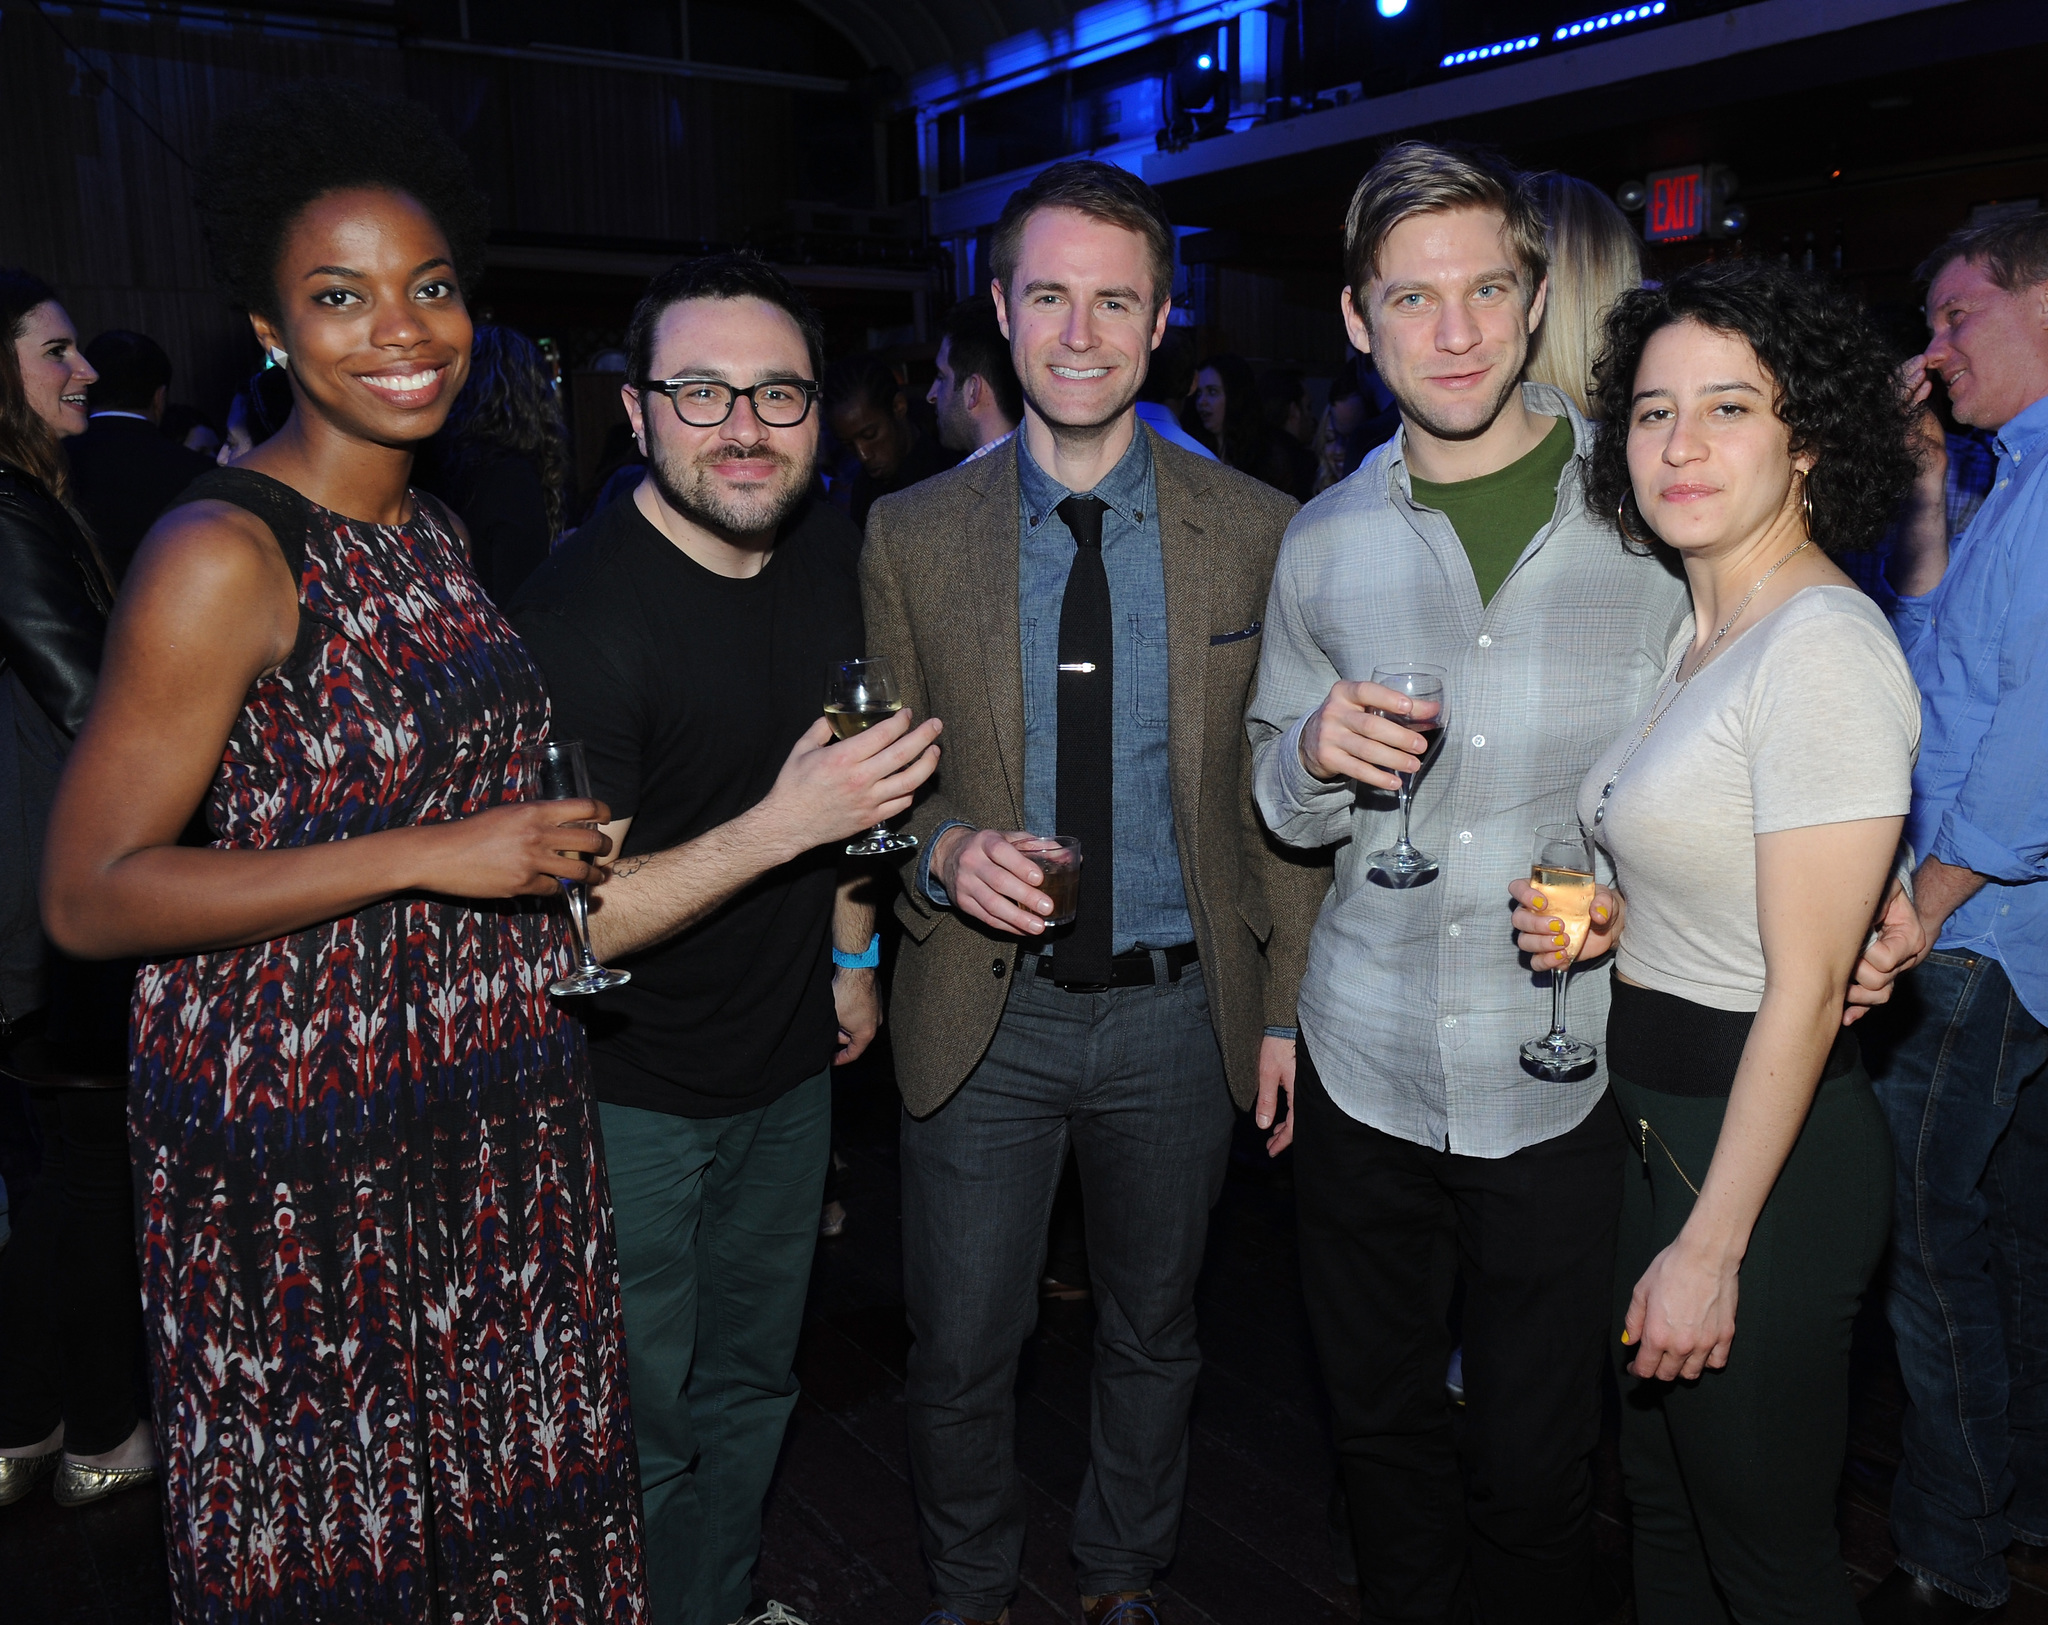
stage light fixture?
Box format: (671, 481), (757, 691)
(1615, 180), (1647, 212)
(1196, 52), (1213, 68)
(1553, 2), (1665, 42)
(1440, 34), (1540, 68)
(1376, 0), (1409, 16)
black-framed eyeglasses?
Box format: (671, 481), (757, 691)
(641, 376), (820, 429)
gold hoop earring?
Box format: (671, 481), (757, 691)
(1616, 492), (1657, 548)
(1801, 478), (1814, 536)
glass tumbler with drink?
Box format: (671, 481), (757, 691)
(523, 738), (633, 997)
(1362, 662), (1449, 888)
(1010, 835), (1083, 926)
(1519, 820), (1599, 1081)
(825, 656), (918, 858)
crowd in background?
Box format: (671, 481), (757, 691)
(0, 71), (2042, 1625)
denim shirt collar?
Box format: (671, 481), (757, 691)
(1994, 390), (2048, 467)
(1016, 418), (1155, 537)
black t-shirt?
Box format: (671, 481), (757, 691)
(510, 490), (865, 1118)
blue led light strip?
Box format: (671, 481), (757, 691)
(1553, 2), (1666, 42)
(1439, 33), (1540, 68)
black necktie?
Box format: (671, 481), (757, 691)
(1055, 495), (1114, 983)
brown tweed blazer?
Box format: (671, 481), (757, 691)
(859, 426), (1331, 1119)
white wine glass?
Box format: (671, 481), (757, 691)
(827, 657), (918, 858)
(1362, 662), (1448, 889)
(1520, 821), (1599, 1081)
(524, 739), (632, 997)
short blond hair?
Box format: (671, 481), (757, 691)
(1525, 172), (1643, 417)
(1343, 141), (1548, 314)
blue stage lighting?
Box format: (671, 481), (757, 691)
(1195, 52), (1213, 68)
(1438, 33), (1540, 69)
(1376, 0), (1408, 16)
(1553, 2), (1665, 43)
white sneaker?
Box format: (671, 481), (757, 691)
(734, 1603), (813, 1625)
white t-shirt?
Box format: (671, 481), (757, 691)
(1577, 585), (1920, 1013)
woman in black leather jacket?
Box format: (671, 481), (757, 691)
(0, 269), (157, 1510)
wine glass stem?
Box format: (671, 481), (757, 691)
(1549, 963), (1573, 1042)
(1396, 781), (1415, 853)
(558, 878), (601, 971)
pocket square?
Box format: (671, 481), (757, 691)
(1209, 621), (1263, 646)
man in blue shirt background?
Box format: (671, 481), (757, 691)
(1861, 211), (2048, 1625)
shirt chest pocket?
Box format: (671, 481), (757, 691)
(1025, 612), (1171, 730)
(1128, 611), (1170, 729)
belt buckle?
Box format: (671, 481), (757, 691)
(1054, 978), (1113, 994)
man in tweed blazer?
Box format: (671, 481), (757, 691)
(860, 161), (1323, 1625)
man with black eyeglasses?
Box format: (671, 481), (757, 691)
(511, 254), (942, 1625)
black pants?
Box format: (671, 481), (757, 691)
(1295, 1044), (1623, 1625)
(0, 1086), (145, 1455)
(1613, 1066), (1892, 1623)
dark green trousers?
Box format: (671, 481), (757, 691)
(1612, 1065), (1892, 1624)
(600, 1071), (831, 1625)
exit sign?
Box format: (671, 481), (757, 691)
(1646, 166), (1705, 241)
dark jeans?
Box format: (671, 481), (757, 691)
(599, 1071), (831, 1625)
(1613, 1066), (1893, 1624)
(0, 1086), (145, 1455)
(1293, 1044), (1623, 1625)
(1866, 951), (2048, 1607)
(900, 965), (1233, 1617)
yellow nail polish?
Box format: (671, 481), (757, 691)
(1620, 1330), (1635, 1345)
(1532, 894), (1547, 910)
(1553, 934), (1567, 947)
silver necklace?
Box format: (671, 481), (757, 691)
(1593, 537), (1812, 826)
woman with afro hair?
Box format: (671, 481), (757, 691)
(1506, 256), (1922, 1620)
(40, 83), (648, 1622)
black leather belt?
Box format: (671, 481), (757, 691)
(1028, 942), (1199, 993)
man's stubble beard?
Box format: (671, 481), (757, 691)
(936, 391), (978, 453)
(1380, 361), (1526, 445)
(1364, 309), (1532, 446)
(646, 435), (815, 540)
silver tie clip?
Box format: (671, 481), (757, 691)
(1058, 662), (1097, 673)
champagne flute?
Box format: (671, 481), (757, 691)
(827, 657), (918, 857)
(1362, 662), (1449, 888)
(523, 739), (632, 997)
(1520, 821), (1599, 1081)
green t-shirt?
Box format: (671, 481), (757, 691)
(1408, 414), (1575, 606)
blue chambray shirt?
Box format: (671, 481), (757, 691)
(1893, 390), (2048, 1023)
(918, 428), (1194, 955)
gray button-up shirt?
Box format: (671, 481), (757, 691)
(1248, 387), (1689, 1157)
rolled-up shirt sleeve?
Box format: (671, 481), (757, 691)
(1248, 529), (1356, 849)
(915, 818), (974, 907)
(1932, 564), (2048, 885)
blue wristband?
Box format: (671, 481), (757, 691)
(833, 933), (881, 971)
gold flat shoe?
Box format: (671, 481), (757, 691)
(51, 1457), (157, 1508)
(0, 1448), (61, 1507)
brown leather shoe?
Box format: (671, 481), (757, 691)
(1081, 1594), (1158, 1625)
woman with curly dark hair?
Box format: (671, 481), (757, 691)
(420, 323), (568, 601)
(1189, 350), (1266, 473)
(39, 83), (646, 1622)
(1506, 256), (1920, 1620)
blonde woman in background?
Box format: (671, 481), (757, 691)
(1526, 172), (1645, 418)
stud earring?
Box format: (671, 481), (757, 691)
(267, 346), (289, 370)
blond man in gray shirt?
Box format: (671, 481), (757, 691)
(1246, 143), (1687, 1624)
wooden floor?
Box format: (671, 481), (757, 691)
(7, 1056), (2048, 1623)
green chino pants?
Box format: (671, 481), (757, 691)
(600, 1071), (831, 1625)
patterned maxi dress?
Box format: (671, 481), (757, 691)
(129, 469), (647, 1625)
